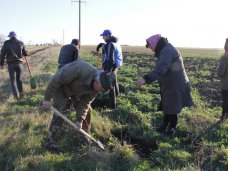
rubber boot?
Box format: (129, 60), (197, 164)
(166, 114), (178, 138)
(219, 111), (227, 123)
(156, 114), (169, 133)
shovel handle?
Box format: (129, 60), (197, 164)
(24, 56), (32, 76)
(51, 106), (104, 149)
(97, 51), (100, 69)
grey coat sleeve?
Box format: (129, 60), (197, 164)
(144, 48), (173, 83)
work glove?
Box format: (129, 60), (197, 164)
(76, 120), (83, 130)
(96, 43), (105, 52)
(42, 100), (52, 109)
(135, 78), (145, 88)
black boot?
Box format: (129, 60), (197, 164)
(219, 112), (227, 123)
(156, 114), (169, 133)
(45, 140), (64, 154)
(166, 128), (176, 139)
(166, 114), (178, 138)
(156, 125), (167, 133)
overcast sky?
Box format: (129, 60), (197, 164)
(0, 0), (227, 48)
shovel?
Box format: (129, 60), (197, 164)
(24, 56), (36, 89)
(97, 51), (100, 69)
(51, 106), (105, 150)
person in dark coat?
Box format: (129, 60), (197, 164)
(98, 29), (123, 109)
(135, 34), (195, 137)
(58, 39), (79, 69)
(0, 31), (28, 99)
(217, 38), (228, 122)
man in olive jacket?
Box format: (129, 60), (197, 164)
(43, 60), (115, 153)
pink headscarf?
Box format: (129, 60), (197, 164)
(146, 34), (161, 51)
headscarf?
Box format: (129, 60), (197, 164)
(146, 34), (161, 50)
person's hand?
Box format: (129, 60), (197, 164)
(76, 121), (83, 130)
(43, 100), (52, 109)
(0, 65), (4, 70)
(135, 78), (145, 88)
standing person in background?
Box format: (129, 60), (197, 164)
(58, 39), (79, 69)
(99, 29), (123, 109)
(217, 38), (228, 122)
(0, 31), (28, 99)
(135, 34), (195, 138)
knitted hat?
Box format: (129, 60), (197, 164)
(100, 72), (116, 90)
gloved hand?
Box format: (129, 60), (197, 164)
(43, 100), (52, 108)
(96, 43), (105, 52)
(135, 78), (145, 88)
(76, 120), (83, 130)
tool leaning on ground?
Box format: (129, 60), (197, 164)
(24, 56), (36, 89)
(51, 106), (105, 150)
(97, 51), (100, 69)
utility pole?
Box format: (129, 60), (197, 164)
(71, 0), (86, 49)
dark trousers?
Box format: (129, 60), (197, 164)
(162, 114), (178, 130)
(108, 82), (119, 109)
(221, 90), (228, 119)
(8, 63), (24, 98)
(221, 90), (228, 113)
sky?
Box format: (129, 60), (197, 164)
(0, 0), (228, 48)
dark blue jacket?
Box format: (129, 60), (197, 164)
(58, 44), (79, 68)
(103, 37), (123, 72)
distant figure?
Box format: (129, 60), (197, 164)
(135, 34), (195, 138)
(43, 60), (116, 153)
(98, 29), (123, 108)
(0, 31), (28, 99)
(217, 38), (228, 122)
(58, 39), (79, 69)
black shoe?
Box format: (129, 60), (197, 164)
(19, 92), (24, 99)
(45, 143), (64, 154)
(155, 125), (167, 133)
(166, 128), (176, 139)
(219, 113), (227, 123)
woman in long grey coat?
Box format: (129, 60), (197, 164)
(135, 34), (195, 137)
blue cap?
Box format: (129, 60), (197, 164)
(8, 31), (17, 38)
(100, 29), (112, 36)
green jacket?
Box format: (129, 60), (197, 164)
(217, 52), (228, 90)
(44, 60), (98, 121)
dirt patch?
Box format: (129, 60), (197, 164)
(112, 128), (159, 158)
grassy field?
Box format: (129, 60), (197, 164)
(0, 45), (227, 171)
